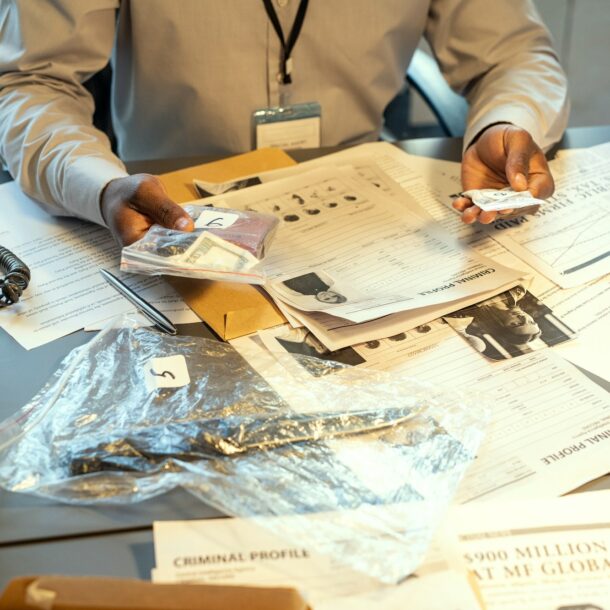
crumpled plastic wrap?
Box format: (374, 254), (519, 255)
(120, 205), (278, 283)
(0, 315), (488, 583)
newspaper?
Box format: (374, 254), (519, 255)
(441, 491), (610, 609)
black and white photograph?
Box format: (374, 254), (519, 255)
(273, 270), (350, 310)
(443, 285), (576, 361)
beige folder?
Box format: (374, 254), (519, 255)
(157, 148), (296, 340)
(0, 576), (310, 610)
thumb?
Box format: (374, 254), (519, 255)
(146, 197), (194, 231)
(504, 129), (534, 192)
(130, 176), (194, 231)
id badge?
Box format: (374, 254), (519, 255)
(253, 101), (321, 150)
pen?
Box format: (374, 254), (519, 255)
(99, 268), (177, 335)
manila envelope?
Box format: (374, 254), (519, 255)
(0, 576), (310, 610)
(158, 148), (297, 340)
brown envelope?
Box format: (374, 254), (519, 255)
(158, 148), (296, 340)
(0, 576), (310, 610)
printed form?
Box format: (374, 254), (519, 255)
(152, 517), (481, 610)
(251, 320), (610, 502)
(489, 142), (610, 288)
(0, 182), (196, 349)
(345, 143), (610, 379)
(209, 166), (521, 324)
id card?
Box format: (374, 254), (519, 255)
(253, 102), (321, 150)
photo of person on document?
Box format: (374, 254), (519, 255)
(443, 285), (576, 361)
(272, 271), (350, 311)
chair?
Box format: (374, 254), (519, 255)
(383, 48), (469, 140)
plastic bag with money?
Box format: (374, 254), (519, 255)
(0, 314), (488, 585)
(120, 205), (279, 283)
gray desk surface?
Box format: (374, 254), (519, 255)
(1, 127), (609, 584)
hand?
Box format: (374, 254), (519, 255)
(101, 174), (194, 246)
(453, 124), (554, 224)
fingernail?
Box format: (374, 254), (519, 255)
(515, 173), (527, 190)
(174, 217), (191, 231)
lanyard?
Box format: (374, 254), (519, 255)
(262, 0), (309, 85)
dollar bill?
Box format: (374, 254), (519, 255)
(180, 232), (258, 272)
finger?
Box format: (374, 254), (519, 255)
(504, 129), (534, 191)
(452, 196), (473, 212)
(113, 208), (153, 246)
(478, 210), (498, 224)
(527, 153), (555, 199)
(146, 198), (194, 231)
(461, 205), (482, 224)
(130, 176), (194, 231)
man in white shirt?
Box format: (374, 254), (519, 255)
(0, 0), (568, 245)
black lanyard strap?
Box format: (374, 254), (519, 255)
(262, 0), (309, 85)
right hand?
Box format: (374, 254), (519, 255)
(100, 174), (194, 246)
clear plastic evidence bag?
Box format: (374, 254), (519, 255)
(0, 315), (487, 584)
(120, 205), (279, 284)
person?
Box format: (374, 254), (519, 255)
(445, 286), (542, 359)
(0, 1), (568, 247)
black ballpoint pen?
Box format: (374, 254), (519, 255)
(99, 268), (178, 335)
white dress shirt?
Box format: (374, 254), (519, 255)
(0, 0), (569, 226)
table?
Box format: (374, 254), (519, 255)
(1, 127), (609, 587)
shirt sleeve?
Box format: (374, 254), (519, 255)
(0, 0), (128, 226)
(425, 0), (570, 151)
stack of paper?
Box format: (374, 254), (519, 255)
(195, 161), (523, 350)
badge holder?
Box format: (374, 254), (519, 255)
(252, 99), (321, 151)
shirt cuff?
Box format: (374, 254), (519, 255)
(464, 105), (544, 153)
(62, 156), (129, 227)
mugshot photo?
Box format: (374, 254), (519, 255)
(272, 270), (351, 311)
(443, 285), (576, 361)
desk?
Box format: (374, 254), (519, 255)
(1, 127), (609, 587)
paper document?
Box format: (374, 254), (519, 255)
(249, 321), (610, 502)
(488, 143), (610, 288)
(0, 182), (195, 349)
(205, 166), (522, 325)
(152, 517), (481, 610)
(340, 143), (608, 379)
(442, 491), (610, 610)
(270, 279), (523, 351)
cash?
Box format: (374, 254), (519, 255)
(180, 232), (259, 272)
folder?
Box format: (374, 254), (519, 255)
(158, 148), (296, 340)
(0, 576), (310, 610)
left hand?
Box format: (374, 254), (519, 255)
(453, 124), (555, 224)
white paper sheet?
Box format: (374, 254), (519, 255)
(0, 181), (195, 349)
(271, 279), (524, 351)
(152, 517), (481, 610)
(252, 322), (610, 502)
(206, 166), (522, 324)
(488, 143), (610, 288)
(441, 490), (610, 610)
(333, 144), (609, 380)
